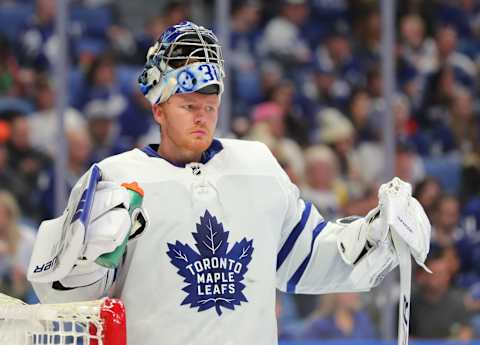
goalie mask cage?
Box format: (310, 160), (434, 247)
(0, 293), (126, 345)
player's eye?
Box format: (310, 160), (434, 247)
(205, 105), (216, 113)
(182, 104), (195, 111)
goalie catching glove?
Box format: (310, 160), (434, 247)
(28, 165), (149, 285)
(336, 177), (431, 271)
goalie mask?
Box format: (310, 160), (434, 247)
(138, 21), (225, 105)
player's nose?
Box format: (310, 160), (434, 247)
(193, 107), (208, 124)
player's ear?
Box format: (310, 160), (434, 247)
(152, 103), (164, 126)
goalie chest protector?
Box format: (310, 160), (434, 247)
(97, 138), (288, 345)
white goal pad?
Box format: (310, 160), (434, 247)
(0, 293), (126, 345)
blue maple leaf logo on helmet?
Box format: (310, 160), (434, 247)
(167, 210), (254, 316)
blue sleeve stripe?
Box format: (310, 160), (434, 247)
(286, 221), (328, 293)
(276, 201), (312, 271)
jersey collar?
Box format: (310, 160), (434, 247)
(141, 138), (223, 167)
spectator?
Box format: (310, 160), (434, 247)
(306, 63), (351, 113)
(420, 86), (477, 157)
(315, 23), (364, 95)
(248, 101), (304, 182)
(396, 0), (436, 36)
(249, 102), (285, 142)
(366, 65), (382, 101)
(260, 0), (312, 72)
(300, 293), (376, 340)
(82, 53), (150, 143)
(28, 76), (86, 157)
(6, 114), (51, 221)
(81, 52), (124, 107)
(0, 139), (31, 219)
(448, 88), (480, 155)
(37, 127), (92, 219)
(0, 190), (36, 302)
(411, 246), (473, 340)
(392, 94), (430, 156)
(160, 0), (190, 28)
(0, 35), (23, 97)
(394, 141), (425, 186)
(274, 142), (305, 186)
(134, 1), (190, 65)
(301, 145), (348, 220)
(269, 81), (310, 146)
(348, 88), (378, 144)
(84, 98), (129, 163)
(354, 8), (381, 66)
(399, 14), (437, 76)
(430, 194), (480, 290)
(258, 61), (284, 104)
(307, 0), (349, 43)
(19, 0), (79, 71)
(436, 0), (480, 42)
(341, 184), (379, 218)
(430, 194), (464, 274)
(460, 155), (480, 233)
(316, 108), (363, 196)
(433, 25), (476, 87)
(317, 107), (382, 202)
(413, 177), (442, 220)
(230, 0), (263, 112)
(419, 66), (460, 142)
(134, 15), (167, 65)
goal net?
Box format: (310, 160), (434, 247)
(0, 293), (126, 345)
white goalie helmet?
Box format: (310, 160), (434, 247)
(138, 21), (225, 105)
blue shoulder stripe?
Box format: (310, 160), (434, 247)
(276, 201), (312, 271)
(286, 221), (328, 293)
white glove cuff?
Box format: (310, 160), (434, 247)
(336, 217), (369, 266)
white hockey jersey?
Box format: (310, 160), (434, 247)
(33, 139), (398, 345)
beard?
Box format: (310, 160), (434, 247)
(161, 125), (214, 159)
(183, 133), (213, 154)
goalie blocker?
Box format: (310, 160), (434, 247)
(28, 165), (149, 288)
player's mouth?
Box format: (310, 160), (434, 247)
(191, 129), (207, 136)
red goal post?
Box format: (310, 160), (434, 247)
(0, 293), (126, 345)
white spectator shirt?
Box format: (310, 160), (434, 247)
(28, 108), (86, 157)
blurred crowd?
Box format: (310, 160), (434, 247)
(0, 0), (480, 341)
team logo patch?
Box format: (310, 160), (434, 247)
(167, 210), (254, 315)
(177, 70), (196, 91)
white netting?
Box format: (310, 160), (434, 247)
(0, 293), (105, 345)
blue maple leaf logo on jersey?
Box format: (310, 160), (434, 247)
(167, 210), (254, 316)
